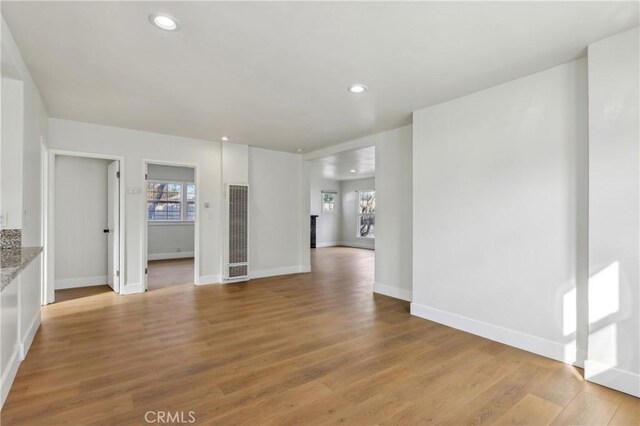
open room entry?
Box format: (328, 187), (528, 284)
(302, 126), (414, 303)
(142, 161), (199, 291)
(306, 146), (376, 290)
(45, 150), (125, 304)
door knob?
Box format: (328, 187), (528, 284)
(103, 229), (110, 233)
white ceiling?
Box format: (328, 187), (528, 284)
(310, 146), (375, 181)
(2, 2), (638, 152)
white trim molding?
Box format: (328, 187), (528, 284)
(410, 302), (585, 367)
(338, 242), (375, 250)
(0, 347), (20, 409)
(148, 252), (195, 261)
(197, 267), (307, 284)
(250, 265), (306, 280)
(315, 242), (339, 248)
(197, 275), (222, 285)
(300, 264), (311, 273)
(55, 275), (108, 290)
(585, 359), (640, 397)
(20, 312), (41, 360)
(148, 221), (195, 227)
(120, 282), (145, 295)
(373, 282), (412, 302)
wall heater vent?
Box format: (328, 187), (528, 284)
(224, 184), (249, 280)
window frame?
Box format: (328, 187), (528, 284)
(146, 180), (196, 224)
(321, 190), (337, 214)
(357, 189), (375, 239)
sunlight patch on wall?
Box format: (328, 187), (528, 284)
(589, 261), (620, 324)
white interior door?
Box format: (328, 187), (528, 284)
(107, 160), (120, 292)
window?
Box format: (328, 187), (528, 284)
(358, 190), (375, 238)
(147, 181), (196, 221)
(322, 191), (337, 213)
(186, 183), (196, 220)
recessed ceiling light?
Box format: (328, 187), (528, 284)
(350, 169), (357, 173)
(221, 136), (229, 141)
(348, 84), (367, 94)
(149, 14), (180, 31)
(296, 148), (304, 153)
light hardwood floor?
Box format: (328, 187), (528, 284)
(147, 257), (195, 290)
(2, 247), (638, 425)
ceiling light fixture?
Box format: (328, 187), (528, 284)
(221, 136), (229, 141)
(296, 148), (304, 153)
(149, 13), (181, 31)
(350, 169), (357, 173)
(348, 84), (367, 94)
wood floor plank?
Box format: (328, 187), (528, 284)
(551, 391), (620, 426)
(493, 394), (563, 425)
(609, 394), (640, 426)
(533, 364), (586, 406)
(1, 247), (635, 425)
(438, 362), (555, 425)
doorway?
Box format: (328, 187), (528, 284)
(143, 161), (199, 291)
(306, 146), (376, 288)
(46, 151), (124, 304)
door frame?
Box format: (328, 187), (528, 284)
(44, 149), (126, 304)
(141, 159), (200, 291)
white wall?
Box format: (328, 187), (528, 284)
(1, 78), (23, 229)
(586, 28), (640, 397)
(147, 164), (195, 260)
(374, 125), (413, 301)
(249, 147), (304, 277)
(49, 119), (223, 290)
(148, 224), (195, 260)
(340, 177), (375, 250)
(0, 16), (48, 409)
(309, 164), (341, 247)
(49, 119), (307, 289)
(411, 58), (588, 367)
(222, 142), (249, 185)
(54, 156), (109, 288)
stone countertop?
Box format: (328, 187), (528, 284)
(1, 247), (43, 291)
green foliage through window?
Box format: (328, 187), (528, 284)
(322, 191), (336, 213)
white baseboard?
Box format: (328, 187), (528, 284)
(315, 242), (339, 248)
(410, 302), (584, 367)
(250, 265), (305, 279)
(196, 267), (307, 284)
(0, 347), (20, 409)
(221, 277), (250, 284)
(373, 282), (412, 301)
(120, 282), (144, 295)
(20, 311), (41, 360)
(196, 275), (222, 285)
(148, 251), (194, 261)
(55, 275), (108, 289)
(585, 359), (640, 397)
(338, 242), (375, 250)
